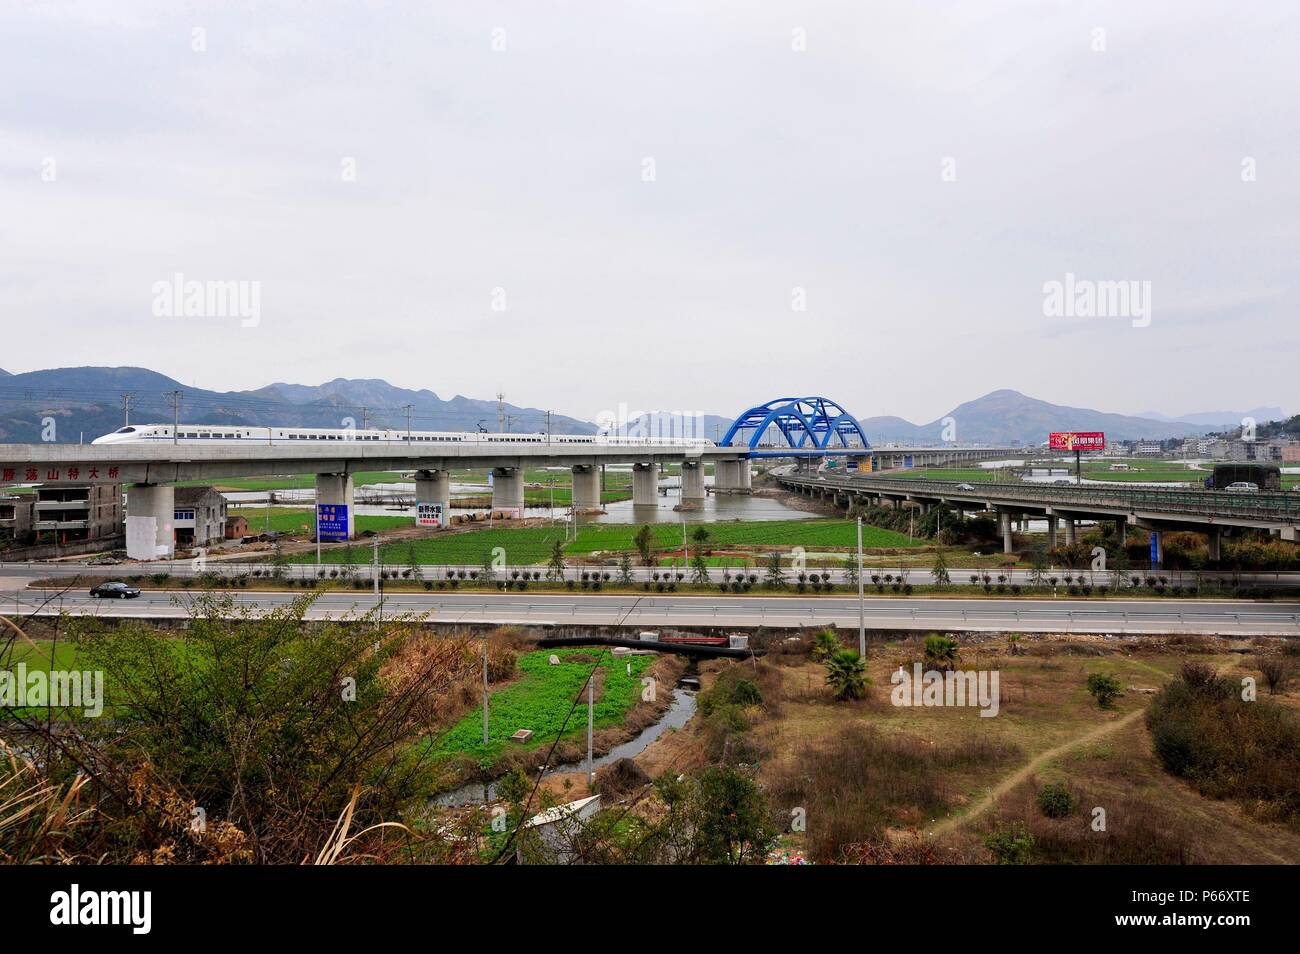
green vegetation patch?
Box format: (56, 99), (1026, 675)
(427, 648), (655, 761)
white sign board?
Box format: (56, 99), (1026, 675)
(416, 502), (444, 528)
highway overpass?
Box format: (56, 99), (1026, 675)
(778, 472), (1300, 562)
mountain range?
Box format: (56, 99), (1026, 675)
(0, 368), (1279, 446)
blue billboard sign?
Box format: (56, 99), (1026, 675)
(316, 503), (350, 542)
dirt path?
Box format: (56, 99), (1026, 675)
(930, 707), (1147, 836)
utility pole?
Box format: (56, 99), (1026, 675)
(360, 407), (370, 430)
(120, 393), (133, 427)
(496, 390), (505, 433)
(682, 506), (689, 570)
(545, 410), (552, 443)
(586, 671), (594, 789)
(372, 535), (380, 604)
(401, 405), (414, 443)
(857, 516), (865, 657)
(165, 390), (183, 444)
(482, 635), (490, 745)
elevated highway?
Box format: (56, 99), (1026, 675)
(778, 472), (1300, 560)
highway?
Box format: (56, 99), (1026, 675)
(4, 585), (1299, 635)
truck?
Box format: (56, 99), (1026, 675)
(1204, 463), (1281, 491)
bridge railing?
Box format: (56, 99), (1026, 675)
(779, 474), (1300, 520)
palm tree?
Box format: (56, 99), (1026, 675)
(825, 650), (869, 701)
(923, 633), (960, 671)
(811, 629), (841, 662)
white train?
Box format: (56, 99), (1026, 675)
(91, 423), (714, 447)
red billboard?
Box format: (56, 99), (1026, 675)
(1049, 431), (1105, 452)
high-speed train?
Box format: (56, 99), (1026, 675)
(91, 423), (714, 447)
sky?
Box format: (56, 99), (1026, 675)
(2, 0), (1297, 426)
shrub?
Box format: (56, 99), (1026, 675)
(1035, 781), (1076, 819)
(1086, 672), (1123, 709)
(1146, 669), (1300, 825)
(1255, 657), (1291, 695)
(984, 823), (1035, 864)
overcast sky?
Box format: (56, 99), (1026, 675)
(2, 1), (1296, 425)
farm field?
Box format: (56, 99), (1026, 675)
(425, 648), (656, 762)
(230, 507), (413, 536)
(283, 519), (921, 566)
(181, 471), (406, 492)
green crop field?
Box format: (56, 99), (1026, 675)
(230, 507), (413, 535)
(285, 518), (920, 566)
(181, 471), (406, 492)
(426, 648), (656, 760)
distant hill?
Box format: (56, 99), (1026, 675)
(0, 367), (594, 443)
(1137, 406), (1285, 429)
(862, 390), (1208, 445)
(0, 368), (1235, 446)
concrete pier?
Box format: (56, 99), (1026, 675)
(713, 459), (737, 491)
(571, 464), (602, 511)
(681, 460), (705, 500)
(491, 467), (525, 515)
(125, 483), (175, 560)
(315, 473), (356, 539)
(1047, 514), (1058, 550)
(1207, 527), (1221, 562)
(415, 469), (450, 522)
(999, 511), (1014, 554)
(737, 459), (752, 491)
(632, 463), (658, 506)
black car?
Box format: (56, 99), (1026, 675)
(89, 581), (142, 599)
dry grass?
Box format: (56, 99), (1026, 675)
(632, 631), (1300, 864)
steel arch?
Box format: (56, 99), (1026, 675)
(720, 397), (870, 456)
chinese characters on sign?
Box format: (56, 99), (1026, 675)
(1048, 431), (1105, 452)
(316, 503), (350, 542)
(416, 502), (444, 528)
(2, 464), (119, 484)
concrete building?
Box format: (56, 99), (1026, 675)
(1134, 440), (1163, 456)
(33, 484), (122, 543)
(225, 514), (250, 539)
(173, 486), (228, 548)
(1283, 444), (1300, 463)
(0, 495), (34, 544)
